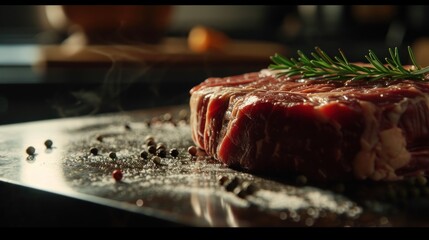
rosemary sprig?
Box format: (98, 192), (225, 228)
(269, 46), (429, 81)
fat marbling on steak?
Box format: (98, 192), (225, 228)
(189, 69), (429, 181)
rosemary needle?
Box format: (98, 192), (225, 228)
(269, 46), (429, 81)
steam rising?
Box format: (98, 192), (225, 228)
(52, 45), (161, 117)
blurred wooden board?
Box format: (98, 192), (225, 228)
(36, 37), (287, 69)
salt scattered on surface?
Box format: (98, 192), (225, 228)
(60, 111), (365, 225)
(255, 190), (308, 210)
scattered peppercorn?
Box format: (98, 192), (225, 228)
(170, 148), (179, 158)
(112, 169), (123, 181)
(145, 135), (155, 143)
(242, 181), (258, 195)
(188, 146), (197, 156)
(146, 140), (156, 147)
(157, 149), (167, 158)
(109, 152), (117, 159)
(225, 177), (240, 192)
(218, 175), (229, 186)
(26, 146), (36, 155)
(295, 175), (307, 185)
(156, 143), (166, 151)
(152, 156), (161, 165)
(96, 135), (103, 142)
(148, 145), (156, 154)
(90, 147), (98, 155)
(233, 187), (248, 198)
(44, 139), (53, 149)
(140, 150), (149, 159)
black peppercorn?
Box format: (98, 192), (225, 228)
(148, 145), (156, 154)
(296, 175), (307, 185)
(170, 148), (179, 158)
(26, 146), (36, 155)
(145, 135), (155, 143)
(44, 139), (53, 149)
(140, 150), (149, 159)
(156, 143), (166, 151)
(218, 175), (229, 186)
(242, 181), (257, 195)
(146, 140), (156, 147)
(234, 187), (248, 198)
(109, 152), (117, 159)
(157, 149), (167, 158)
(152, 156), (161, 165)
(90, 147), (98, 155)
(225, 177), (240, 192)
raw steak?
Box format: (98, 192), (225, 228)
(189, 69), (429, 182)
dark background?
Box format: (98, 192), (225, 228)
(1, 5), (429, 124)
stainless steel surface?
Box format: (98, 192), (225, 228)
(0, 105), (428, 226)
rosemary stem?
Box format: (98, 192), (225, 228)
(269, 46), (429, 81)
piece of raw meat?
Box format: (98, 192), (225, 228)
(189, 69), (429, 182)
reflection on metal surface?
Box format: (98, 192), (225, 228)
(190, 190), (217, 226)
(19, 124), (73, 193)
(0, 106), (428, 226)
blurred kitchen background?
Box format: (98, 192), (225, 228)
(1, 5), (429, 124)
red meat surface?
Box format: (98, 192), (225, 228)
(189, 70), (429, 181)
